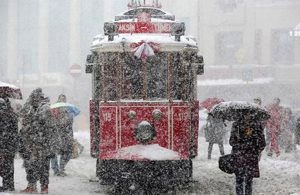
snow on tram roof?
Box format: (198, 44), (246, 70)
(91, 33), (198, 51)
(114, 18), (176, 23)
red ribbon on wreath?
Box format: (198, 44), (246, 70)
(130, 41), (160, 61)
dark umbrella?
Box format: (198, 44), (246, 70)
(210, 101), (270, 121)
(0, 81), (22, 99)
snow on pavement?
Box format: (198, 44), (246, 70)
(2, 131), (300, 195)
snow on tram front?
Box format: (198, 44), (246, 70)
(85, 1), (204, 192)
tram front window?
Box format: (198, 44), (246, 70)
(122, 53), (168, 100)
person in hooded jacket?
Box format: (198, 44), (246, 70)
(205, 113), (226, 159)
(0, 98), (18, 192)
(230, 114), (266, 195)
(19, 88), (59, 194)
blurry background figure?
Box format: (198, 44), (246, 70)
(51, 94), (80, 176)
(205, 113), (226, 159)
(265, 97), (282, 157)
(253, 97), (262, 106)
(279, 108), (296, 152)
(0, 98), (18, 192)
(295, 117), (300, 146)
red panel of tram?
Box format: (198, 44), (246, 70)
(172, 105), (190, 159)
(99, 106), (118, 159)
(98, 102), (192, 160)
(89, 100), (97, 156)
(119, 103), (169, 148)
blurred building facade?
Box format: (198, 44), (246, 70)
(0, 0), (126, 92)
(1, 0), (300, 109)
(162, 0), (300, 108)
(0, 0), (127, 129)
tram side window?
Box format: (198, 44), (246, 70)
(173, 53), (183, 100)
(147, 54), (167, 99)
(104, 54), (118, 101)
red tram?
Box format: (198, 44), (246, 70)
(85, 1), (204, 191)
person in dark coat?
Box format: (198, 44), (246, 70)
(19, 88), (59, 194)
(295, 117), (300, 145)
(229, 114), (266, 195)
(0, 98), (18, 192)
(51, 94), (74, 176)
(205, 113), (226, 159)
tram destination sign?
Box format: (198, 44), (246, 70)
(115, 22), (173, 33)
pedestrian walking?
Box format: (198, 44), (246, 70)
(19, 88), (59, 194)
(265, 98), (283, 157)
(230, 115), (266, 195)
(205, 113), (226, 159)
(279, 108), (296, 153)
(51, 94), (76, 176)
(295, 117), (300, 145)
(0, 98), (18, 192)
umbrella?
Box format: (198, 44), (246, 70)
(210, 101), (270, 121)
(50, 102), (80, 117)
(0, 81), (22, 99)
(199, 97), (224, 111)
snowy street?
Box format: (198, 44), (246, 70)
(2, 131), (299, 195)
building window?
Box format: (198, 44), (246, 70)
(271, 29), (294, 65)
(218, 0), (238, 13)
(215, 31), (243, 65)
(254, 29), (262, 64)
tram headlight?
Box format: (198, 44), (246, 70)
(128, 110), (137, 120)
(152, 109), (162, 121)
(135, 121), (156, 144)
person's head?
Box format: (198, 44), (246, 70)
(58, 94), (66, 103)
(285, 107), (292, 116)
(29, 88), (44, 108)
(273, 97), (280, 106)
(253, 97), (262, 106)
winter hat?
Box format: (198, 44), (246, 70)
(253, 97), (262, 105)
(57, 94), (66, 102)
(30, 88), (44, 99)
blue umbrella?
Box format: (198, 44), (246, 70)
(50, 102), (80, 117)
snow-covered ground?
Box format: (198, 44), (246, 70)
(2, 131), (300, 195)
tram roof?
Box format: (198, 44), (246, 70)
(90, 33), (198, 53)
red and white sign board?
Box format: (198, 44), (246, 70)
(70, 64), (82, 77)
(116, 22), (173, 33)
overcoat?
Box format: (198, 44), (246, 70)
(229, 120), (266, 178)
(0, 102), (18, 176)
(19, 98), (59, 160)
